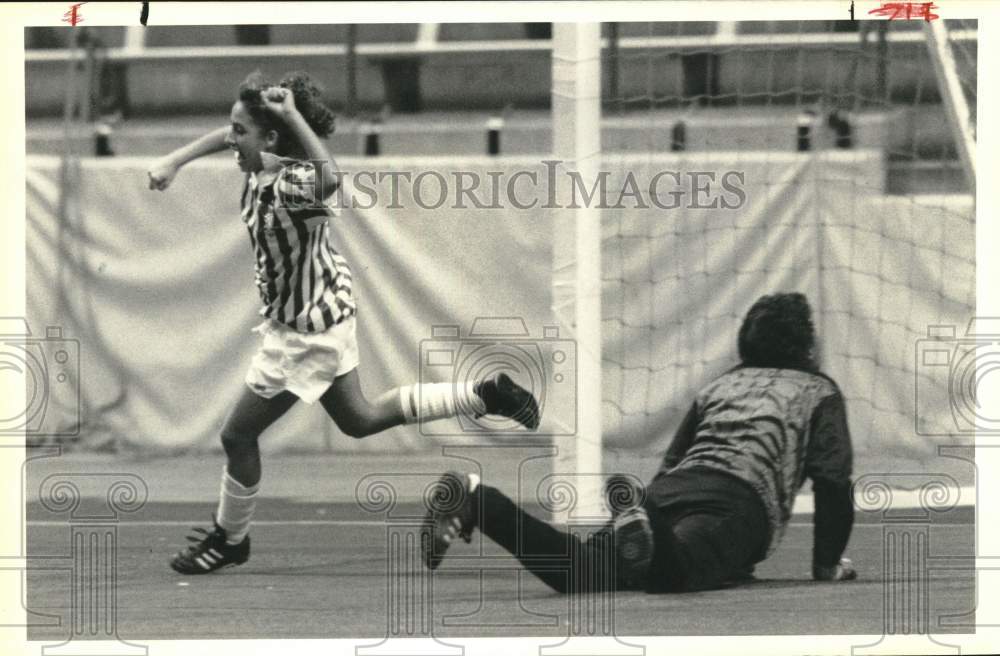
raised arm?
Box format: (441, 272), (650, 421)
(805, 390), (856, 581)
(261, 87), (340, 200)
(148, 127), (230, 191)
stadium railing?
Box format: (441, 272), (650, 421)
(25, 22), (977, 115)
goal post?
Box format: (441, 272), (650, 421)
(924, 20), (977, 190)
(551, 23), (605, 522)
(548, 18), (978, 519)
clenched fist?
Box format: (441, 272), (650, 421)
(148, 157), (180, 191)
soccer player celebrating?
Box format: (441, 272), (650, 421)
(148, 71), (539, 575)
(424, 293), (856, 591)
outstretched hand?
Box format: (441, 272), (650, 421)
(261, 86), (297, 118)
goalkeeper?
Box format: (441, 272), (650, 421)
(423, 292), (856, 592)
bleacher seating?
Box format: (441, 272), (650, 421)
(26, 21), (974, 114)
(23, 22), (975, 193)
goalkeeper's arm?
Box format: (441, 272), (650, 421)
(811, 478), (855, 580)
(804, 391), (856, 581)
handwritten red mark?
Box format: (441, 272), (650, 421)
(62, 2), (86, 26)
(868, 2), (939, 21)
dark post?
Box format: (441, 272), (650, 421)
(364, 121), (381, 157)
(671, 120), (686, 152)
(797, 110), (815, 151)
(828, 110), (853, 149)
(487, 117), (502, 156)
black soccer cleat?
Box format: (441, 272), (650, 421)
(474, 372), (540, 430)
(612, 506), (655, 590)
(421, 471), (478, 570)
(169, 521), (250, 575)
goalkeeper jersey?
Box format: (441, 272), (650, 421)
(656, 366), (853, 558)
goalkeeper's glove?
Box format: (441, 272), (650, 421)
(813, 557), (857, 581)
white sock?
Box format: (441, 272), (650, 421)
(468, 473), (480, 494)
(216, 468), (259, 545)
(398, 381), (486, 423)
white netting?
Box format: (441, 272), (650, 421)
(598, 20), (976, 471)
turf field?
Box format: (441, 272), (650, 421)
(24, 453), (974, 640)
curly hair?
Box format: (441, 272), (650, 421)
(737, 292), (818, 372)
(237, 70), (336, 156)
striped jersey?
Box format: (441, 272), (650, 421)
(661, 367), (852, 557)
(240, 157), (355, 333)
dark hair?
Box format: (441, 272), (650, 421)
(237, 70), (336, 156)
(737, 292), (818, 372)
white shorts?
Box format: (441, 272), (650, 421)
(245, 317), (360, 404)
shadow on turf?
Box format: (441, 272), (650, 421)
(716, 578), (874, 592)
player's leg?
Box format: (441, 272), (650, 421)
(319, 369), (407, 438)
(321, 371), (540, 436)
(423, 472), (652, 593)
(216, 387), (300, 529)
(422, 472), (583, 591)
(169, 387), (298, 574)
(477, 482), (588, 592)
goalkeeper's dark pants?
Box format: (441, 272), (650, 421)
(475, 467), (769, 593)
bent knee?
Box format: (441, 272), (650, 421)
(337, 417), (378, 439)
(324, 401), (381, 439)
(220, 428), (258, 453)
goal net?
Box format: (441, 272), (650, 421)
(553, 19), (977, 518)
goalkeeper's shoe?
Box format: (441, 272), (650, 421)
(612, 506), (655, 590)
(474, 373), (540, 430)
(169, 520), (250, 574)
(813, 557), (857, 581)
(422, 471), (479, 570)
